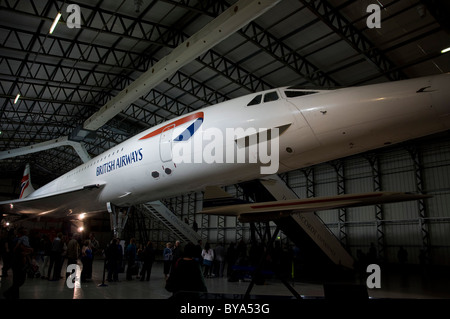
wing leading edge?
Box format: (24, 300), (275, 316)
(200, 191), (430, 223)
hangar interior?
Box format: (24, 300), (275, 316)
(1, 0), (450, 298)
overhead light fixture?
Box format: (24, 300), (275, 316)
(14, 93), (20, 104)
(49, 12), (62, 34)
(441, 47), (450, 54)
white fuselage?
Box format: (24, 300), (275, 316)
(28, 74), (450, 214)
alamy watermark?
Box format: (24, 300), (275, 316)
(366, 264), (381, 289)
(66, 264), (81, 289)
(366, 3), (381, 29)
(171, 126), (280, 175)
(61, 4), (381, 33)
(64, 263), (382, 289)
(66, 4), (81, 29)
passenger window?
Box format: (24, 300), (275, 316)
(264, 91), (279, 102)
(247, 94), (262, 106)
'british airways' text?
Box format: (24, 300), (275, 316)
(96, 148), (143, 176)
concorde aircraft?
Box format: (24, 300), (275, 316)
(1, 74), (449, 239)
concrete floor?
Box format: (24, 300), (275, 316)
(1, 259), (448, 318)
(1, 259), (449, 300)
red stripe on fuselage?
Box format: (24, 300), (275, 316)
(139, 111), (204, 140)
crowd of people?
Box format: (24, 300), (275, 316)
(1, 226), (295, 299)
(103, 237), (156, 282)
(0, 227), (100, 298)
(162, 238), (295, 298)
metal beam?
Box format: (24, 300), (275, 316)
(82, 0), (282, 131)
(299, 0), (407, 82)
(0, 136), (91, 163)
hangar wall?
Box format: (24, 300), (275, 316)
(155, 132), (450, 266)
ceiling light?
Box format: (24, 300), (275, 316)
(441, 47), (450, 54)
(14, 93), (20, 104)
(49, 12), (62, 34)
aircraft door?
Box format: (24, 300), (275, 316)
(160, 124), (174, 162)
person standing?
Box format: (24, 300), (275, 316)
(40, 234), (52, 279)
(201, 242), (214, 278)
(105, 238), (120, 282)
(0, 228), (14, 278)
(226, 242), (237, 278)
(80, 240), (93, 282)
(47, 232), (63, 281)
(214, 242), (226, 278)
(3, 227), (33, 299)
(140, 241), (155, 281)
(125, 238), (137, 281)
(172, 240), (183, 267)
(165, 242), (207, 300)
(65, 233), (80, 279)
(59, 234), (68, 279)
(195, 239), (203, 264)
(163, 242), (173, 280)
(88, 233), (99, 280)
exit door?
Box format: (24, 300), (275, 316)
(160, 124), (174, 162)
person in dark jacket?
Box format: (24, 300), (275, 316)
(47, 232), (63, 281)
(125, 238), (137, 281)
(140, 241), (155, 281)
(106, 238), (121, 282)
(3, 227), (33, 299)
(80, 240), (93, 282)
(165, 242), (207, 300)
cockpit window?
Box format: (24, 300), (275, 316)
(247, 94), (262, 106)
(264, 91), (279, 102)
(246, 91), (280, 106)
(285, 90), (318, 98)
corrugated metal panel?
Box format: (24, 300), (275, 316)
(382, 170), (416, 193)
(316, 209), (339, 224)
(346, 223), (377, 249)
(383, 201), (420, 221)
(423, 166), (450, 192)
(429, 221), (450, 247)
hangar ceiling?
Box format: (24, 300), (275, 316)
(1, 0), (449, 195)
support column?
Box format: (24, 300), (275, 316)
(366, 154), (384, 262)
(228, 184), (244, 242)
(407, 146), (430, 261)
(302, 167), (315, 199)
(331, 160), (347, 246)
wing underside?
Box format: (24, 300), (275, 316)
(0, 184), (106, 218)
(200, 191), (430, 222)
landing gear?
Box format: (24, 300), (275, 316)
(107, 202), (131, 238)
